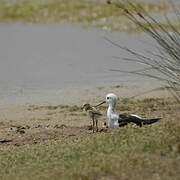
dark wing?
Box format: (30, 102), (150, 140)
(119, 114), (142, 127)
(119, 114), (160, 127)
(141, 118), (161, 125)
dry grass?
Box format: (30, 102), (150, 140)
(0, 0), (171, 31)
(107, 1), (180, 101)
(0, 97), (179, 180)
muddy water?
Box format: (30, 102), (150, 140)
(0, 24), (163, 105)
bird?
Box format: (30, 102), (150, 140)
(96, 93), (161, 128)
(82, 103), (102, 133)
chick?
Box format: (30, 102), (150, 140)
(82, 103), (102, 133)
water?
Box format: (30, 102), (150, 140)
(0, 24), (163, 104)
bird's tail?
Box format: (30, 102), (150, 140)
(141, 118), (161, 125)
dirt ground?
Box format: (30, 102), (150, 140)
(0, 101), (110, 147)
(0, 85), (179, 180)
(0, 85), (178, 148)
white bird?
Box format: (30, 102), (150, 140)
(96, 93), (160, 128)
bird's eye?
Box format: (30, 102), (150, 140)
(107, 97), (110, 99)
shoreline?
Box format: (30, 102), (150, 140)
(0, 80), (171, 107)
(0, 85), (178, 148)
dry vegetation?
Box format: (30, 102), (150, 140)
(106, 1), (180, 101)
(0, 0), (172, 31)
(0, 97), (179, 180)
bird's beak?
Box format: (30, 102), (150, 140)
(95, 101), (106, 107)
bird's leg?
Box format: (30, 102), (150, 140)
(92, 117), (95, 133)
(95, 118), (98, 132)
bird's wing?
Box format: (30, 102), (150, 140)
(93, 110), (102, 116)
(89, 109), (102, 117)
(119, 113), (143, 126)
(92, 106), (103, 116)
(130, 114), (143, 119)
(129, 114), (161, 125)
(119, 113), (160, 126)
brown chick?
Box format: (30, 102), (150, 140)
(82, 103), (102, 133)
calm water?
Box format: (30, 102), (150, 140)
(0, 24), (162, 104)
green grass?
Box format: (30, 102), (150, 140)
(0, 98), (179, 180)
(0, 124), (179, 180)
(0, 0), (171, 31)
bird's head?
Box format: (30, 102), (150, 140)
(105, 93), (118, 106)
(82, 103), (91, 111)
(95, 93), (118, 108)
